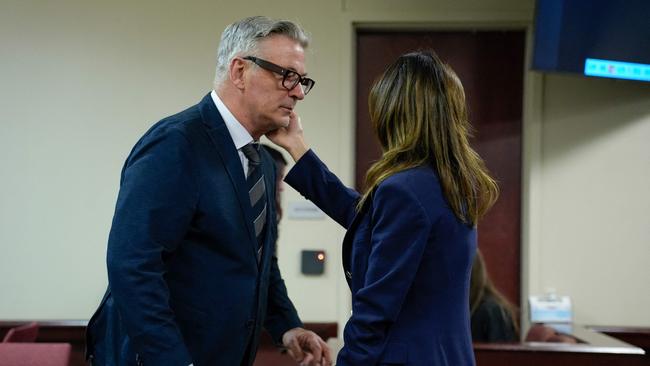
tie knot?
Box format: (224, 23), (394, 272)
(241, 143), (261, 165)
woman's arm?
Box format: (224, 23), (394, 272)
(268, 113), (360, 228)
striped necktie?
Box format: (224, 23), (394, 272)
(241, 143), (266, 262)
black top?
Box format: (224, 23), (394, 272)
(471, 294), (518, 342)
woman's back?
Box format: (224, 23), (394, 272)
(272, 49), (498, 366)
(372, 166), (477, 365)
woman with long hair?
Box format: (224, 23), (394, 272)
(268, 50), (498, 365)
(470, 250), (519, 342)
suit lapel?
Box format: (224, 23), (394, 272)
(198, 94), (258, 256)
(341, 195), (373, 287)
(259, 157), (276, 269)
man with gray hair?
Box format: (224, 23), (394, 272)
(86, 16), (330, 366)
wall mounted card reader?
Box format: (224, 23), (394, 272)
(301, 250), (326, 275)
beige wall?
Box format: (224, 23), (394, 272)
(527, 73), (650, 326)
(1, 0), (648, 330)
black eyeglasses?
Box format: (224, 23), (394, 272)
(243, 56), (315, 95)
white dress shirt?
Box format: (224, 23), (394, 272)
(210, 90), (255, 177)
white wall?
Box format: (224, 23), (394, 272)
(1, 0), (648, 330)
(527, 73), (650, 326)
(0, 0), (355, 326)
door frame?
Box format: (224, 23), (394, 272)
(333, 18), (544, 337)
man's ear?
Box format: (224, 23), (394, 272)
(229, 57), (247, 90)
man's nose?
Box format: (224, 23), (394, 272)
(288, 82), (305, 100)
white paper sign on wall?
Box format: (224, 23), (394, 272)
(288, 201), (326, 220)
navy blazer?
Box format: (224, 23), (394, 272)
(86, 94), (302, 366)
(285, 150), (477, 366)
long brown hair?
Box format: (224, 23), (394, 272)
(470, 250), (519, 333)
(358, 50), (498, 225)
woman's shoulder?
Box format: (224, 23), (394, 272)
(380, 165), (439, 189)
(374, 166), (443, 215)
(379, 166), (441, 197)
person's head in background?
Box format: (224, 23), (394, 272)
(359, 50), (498, 224)
(262, 144), (288, 222)
(470, 250), (519, 342)
(213, 16), (315, 140)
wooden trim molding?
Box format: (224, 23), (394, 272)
(0, 320), (337, 366)
(2, 321), (646, 366)
(474, 326), (646, 366)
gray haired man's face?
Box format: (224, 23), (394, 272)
(242, 35), (307, 134)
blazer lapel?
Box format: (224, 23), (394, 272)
(341, 195), (373, 288)
(198, 94), (258, 255)
(259, 158), (276, 269)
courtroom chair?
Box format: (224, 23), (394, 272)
(0, 342), (71, 366)
(1, 322), (39, 343)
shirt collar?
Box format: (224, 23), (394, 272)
(211, 90), (253, 150)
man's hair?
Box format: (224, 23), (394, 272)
(214, 16), (309, 86)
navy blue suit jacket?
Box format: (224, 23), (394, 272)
(285, 150), (477, 366)
(86, 94), (302, 366)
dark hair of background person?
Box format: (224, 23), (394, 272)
(470, 250), (519, 342)
(262, 144), (288, 167)
(358, 50), (498, 225)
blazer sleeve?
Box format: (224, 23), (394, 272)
(106, 127), (198, 365)
(337, 179), (431, 366)
(284, 149), (360, 228)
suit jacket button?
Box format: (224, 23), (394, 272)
(345, 270), (352, 279)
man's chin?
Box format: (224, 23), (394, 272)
(277, 117), (290, 128)
(264, 120), (289, 135)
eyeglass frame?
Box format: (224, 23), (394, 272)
(242, 56), (315, 95)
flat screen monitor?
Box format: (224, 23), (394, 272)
(532, 0), (650, 82)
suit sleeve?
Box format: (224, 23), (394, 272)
(263, 254), (303, 343)
(337, 180), (430, 366)
(284, 149), (360, 229)
(106, 127), (198, 365)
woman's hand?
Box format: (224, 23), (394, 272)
(266, 112), (309, 162)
